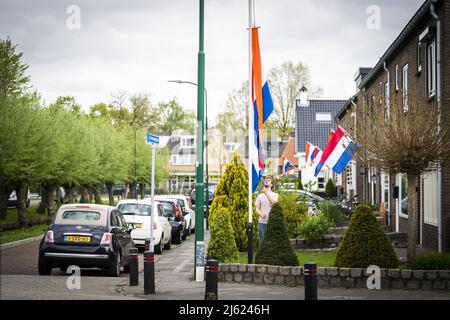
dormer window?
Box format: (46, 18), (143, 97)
(181, 137), (196, 148)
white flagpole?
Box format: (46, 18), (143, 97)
(247, 0), (254, 264)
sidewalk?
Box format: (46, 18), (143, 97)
(118, 228), (450, 300)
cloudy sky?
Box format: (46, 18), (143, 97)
(0, 0), (424, 125)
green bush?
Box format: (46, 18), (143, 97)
(325, 179), (336, 198)
(207, 207), (239, 263)
(296, 180), (303, 190)
(319, 201), (344, 225)
(278, 193), (308, 238)
(209, 152), (258, 251)
(255, 203), (299, 266)
(407, 253), (450, 270)
(299, 212), (333, 240)
(334, 204), (398, 268)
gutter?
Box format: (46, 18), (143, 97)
(430, 0), (442, 253)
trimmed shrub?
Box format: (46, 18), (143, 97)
(325, 178), (336, 198)
(407, 253), (450, 270)
(278, 193), (308, 238)
(207, 207), (239, 263)
(209, 152), (258, 251)
(334, 204), (398, 268)
(255, 203), (299, 266)
(299, 212), (333, 240)
(319, 200), (344, 225)
(296, 180), (303, 190)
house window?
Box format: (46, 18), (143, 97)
(417, 41), (423, 73)
(402, 64), (408, 111)
(171, 154), (194, 165)
(315, 113), (331, 122)
(423, 171), (438, 225)
(427, 39), (436, 97)
(395, 65), (399, 92)
(181, 137), (196, 148)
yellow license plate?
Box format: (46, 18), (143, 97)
(65, 236), (91, 242)
(134, 223), (143, 229)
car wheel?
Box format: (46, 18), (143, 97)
(108, 253), (121, 277)
(164, 235), (171, 250)
(38, 257), (52, 275)
(190, 227), (195, 234)
(123, 263), (130, 273)
(182, 227), (188, 241)
(154, 237), (163, 254)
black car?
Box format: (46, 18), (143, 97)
(190, 183), (217, 206)
(156, 197), (187, 245)
(38, 204), (134, 277)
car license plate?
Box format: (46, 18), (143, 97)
(64, 235), (91, 242)
(135, 223), (143, 228)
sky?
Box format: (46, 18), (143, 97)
(0, 0), (424, 126)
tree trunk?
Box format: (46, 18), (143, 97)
(106, 183), (114, 206)
(123, 182), (130, 200)
(407, 174), (418, 262)
(80, 187), (89, 203)
(37, 183), (48, 214)
(89, 187), (95, 202)
(15, 182), (28, 228)
(63, 183), (75, 203)
(140, 183), (145, 200)
(45, 184), (55, 218)
(0, 182), (12, 220)
(128, 182), (137, 199)
(93, 185), (102, 204)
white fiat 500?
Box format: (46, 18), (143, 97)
(116, 199), (172, 254)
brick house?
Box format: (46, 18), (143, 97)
(337, 0), (450, 252)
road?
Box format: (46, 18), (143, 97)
(2, 230), (450, 300)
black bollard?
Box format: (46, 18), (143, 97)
(144, 238), (150, 252)
(204, 259), (219, 300)
(144, 251), (155, 294)
(129, 247), (139, 286)
(304, 262), (318, 300)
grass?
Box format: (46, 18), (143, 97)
(232, 250), (337, 267)
(0, 223), (47, 245)
(1, 207), (42, 226)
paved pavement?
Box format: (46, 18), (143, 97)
(1, 227), (450, 300)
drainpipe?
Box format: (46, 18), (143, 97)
(382, 62), (392, 227)
(431, 0), (442, 252)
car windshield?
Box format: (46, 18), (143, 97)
(161, 202), (175, 216)
(118, 203), (152, 216)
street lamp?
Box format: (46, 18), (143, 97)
(168, 80), (210, 230)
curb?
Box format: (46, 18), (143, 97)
(0, 235), (43, 251)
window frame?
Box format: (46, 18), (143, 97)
(426, 39), (436, 98)
(402, 64), (409, 111)
(315, 112), (332, 122)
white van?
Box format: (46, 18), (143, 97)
(116, 199), (172, 254)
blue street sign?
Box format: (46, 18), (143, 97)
(147, 133), (159, 145)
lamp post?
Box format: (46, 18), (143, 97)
(168, 80), (209, 230)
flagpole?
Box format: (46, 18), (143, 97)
(247, 0), (254, 264)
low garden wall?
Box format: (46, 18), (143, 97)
(218, 264), (450, 291)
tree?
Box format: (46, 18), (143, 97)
(209, 152), (258, 251)
(325, 178), (336, 198)
(334, 204), (398, 268)
(350, 95), (450, 261)
(207, 207), (239, 262)
(0, 37), (30, 99)
(267, 61), (323, 136)
(255, 203), (299, 266)
(156, 98), (196, 134)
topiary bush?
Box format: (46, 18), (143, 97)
(407, 253), (450, 270)
(278, 193), (308, 238)
(334, 204), (398, 268)
(299, 212), (333, 240)
(325, 178), (336, 198)
(207, 207), (239, 263)
(255, 203), (299, 266)
(209, 152), (258, 252)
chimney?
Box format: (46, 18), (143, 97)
(354, 67), (372, 92)
(296, 86), (309, 107)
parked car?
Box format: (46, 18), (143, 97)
(8, 190), (31, 208)
(38, 204), (134, 277)
(154, 196), (187, 245)
(117, 199), (172, 254)
(162, 195), (195, 235)
(190, 182), (218, 206)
